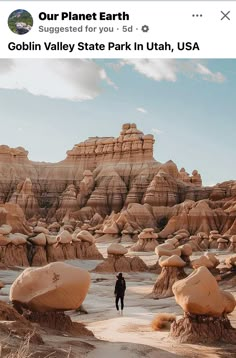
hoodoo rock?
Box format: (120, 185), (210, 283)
(130, 228), (158, 252)
(75, 230), (103, 259)
(9, 178), (39, 219)
(0, 204), (31, 235)
(171, 267), (236, 343)
(94, 243), (147, 273)
(152, 254), (187, 299)
(10, 262), (91, 312)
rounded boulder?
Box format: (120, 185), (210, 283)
(10, 262), (90, 312)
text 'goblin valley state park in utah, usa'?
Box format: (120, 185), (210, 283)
(0, 60), (236, 356)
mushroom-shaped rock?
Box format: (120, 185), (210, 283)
(9, 234), (27, 246)
(56, 230), (72, 244)
(74, 230), (102, 260)
(170, 266), (236, 344)
(0, 235), (11, 246)
(129, 228), (158, 252)
(159, 255), (186, 268)
(0, 233), (29, 266)
(76, 230), (95, 243)
(191, 255), (215, 270)
(155, 244), (181, 258)
(48, 222), (61, 233)
(204, 253), (220, 267)
(165, 237), (179, 247)
(34, 226), (49, 235)
(10, 262), (90, 312)
(180, 244), (192, 257)
(107, 243), (128, 256)
(152, 255), (187, 299)
(46, 235), (58, 245)
(188, 236), (203, 252)
(94, 243), (147, 273)
(172, 267), (235, 316)
(217, 238), (228, 250)
(29, 233), (47, 246)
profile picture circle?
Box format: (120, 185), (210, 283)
(8, 9), (33, 35)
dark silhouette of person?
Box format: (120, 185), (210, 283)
(114, 272), (126, 314)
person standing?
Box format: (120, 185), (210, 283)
(114, 272), (126, 315)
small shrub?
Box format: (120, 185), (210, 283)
(151, 313), (176, 331)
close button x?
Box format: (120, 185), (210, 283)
(221, 11), (230, 20)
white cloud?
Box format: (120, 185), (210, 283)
(152, 128), (163, 135)
(195, 63), (225, 83)
(136, 107), (147, 114)
(120, 59), (226, 83)
(0, 59), (116, 101)
(122, 59), (177, 82)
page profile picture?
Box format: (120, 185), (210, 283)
(8, 9), (33, 35)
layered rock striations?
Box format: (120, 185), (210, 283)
(0, 123), (235, 237)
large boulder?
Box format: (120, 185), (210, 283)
(10, 262), (90, 312)
(173, 266), (236, 316)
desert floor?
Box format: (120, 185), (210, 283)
(0, 244), (235, 358)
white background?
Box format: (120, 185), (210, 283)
(0, 1), (235, 58)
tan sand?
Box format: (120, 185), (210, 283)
(0, 246), (235, 357)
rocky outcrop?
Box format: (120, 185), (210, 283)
(94, 243), (147, 272)
(66, 123), (155, 164)
(130, 228), (158, 252)
(144, 170), (179, 207)
(0, 203), (31, 235)
(170, 267), (236, 344)
(9, 178), (39, 219)
(10, 262), (90, 312)
(152, 255), (187, 299)
(0, 124), (235, 240)
(0, 124), (206, 222)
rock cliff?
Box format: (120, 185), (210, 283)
(0, 123), (235, 237)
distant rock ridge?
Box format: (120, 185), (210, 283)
(0, 145), (29, 163)
(1, 122), (233, 224)
(66, 123), (155, 164)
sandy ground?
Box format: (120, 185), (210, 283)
(0, 245), (236, 358)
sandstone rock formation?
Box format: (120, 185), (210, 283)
(130, 228), (158, 252)
(9, 178), (39, 219)
(10, 262), (90, 312)
(171, 266), (236, 343)
(94, 243), (147, 273)
(0, 124), (235, 247)
(24, 310), (94, 336)
(155, 243), (181, 257)
(191, 254), (219, 271)
(0, 204), (31, 235)
(228, 235), (236, 252)
(152, 255), (187, 299)
(75, 230), (103, 259)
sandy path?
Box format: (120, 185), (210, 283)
(0, 249), (235, 358)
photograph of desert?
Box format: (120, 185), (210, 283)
(0, 59), (235, 357)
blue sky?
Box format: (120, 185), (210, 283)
(0, 59), (235, 186)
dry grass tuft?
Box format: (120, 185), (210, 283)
(2, 333), (32, 358)
(151, 313), (176, 331)
(0, 332), (72, 358)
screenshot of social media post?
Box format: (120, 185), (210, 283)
(0, 1), (236, 357)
